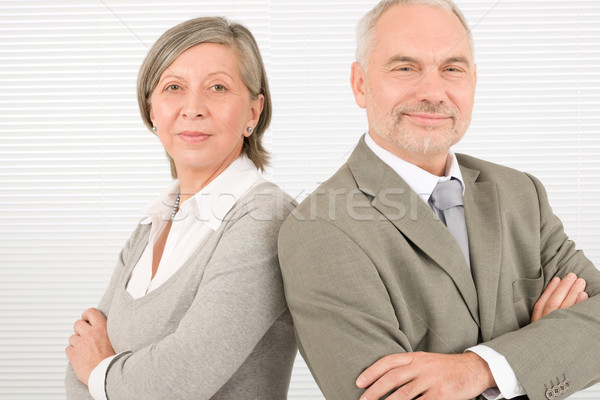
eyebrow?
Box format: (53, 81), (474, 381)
(205, 71), (235, 79)
(443, 56), (472, 66)
(157, 73), (182, 84)
(384, 55), (472, 68)
(158, 70), (235, 84)
(384, 55), (419, 68)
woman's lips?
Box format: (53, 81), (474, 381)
(404, 113), (451, 127)
(177, 131), (210, 143)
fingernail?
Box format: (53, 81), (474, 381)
(565, 273), (576, 282)
(356, 376), (365, 387)
(576, 278), (586, 287)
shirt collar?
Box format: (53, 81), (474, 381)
(364, 132), (465, 204)
(140, 155), (263, 230)
(140, 180), (180, 225)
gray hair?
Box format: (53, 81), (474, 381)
(356, 0), (474, 68)
(137, 16), (271, 177)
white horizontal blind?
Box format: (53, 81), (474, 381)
(0, 1), (599, 399)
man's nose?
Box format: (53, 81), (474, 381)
(414, 69), (446, 104)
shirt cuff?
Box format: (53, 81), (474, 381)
(88, 354), (117, 400)
(467, 345), (526, 399)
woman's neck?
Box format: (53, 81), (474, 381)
(176, 151), (242, 203)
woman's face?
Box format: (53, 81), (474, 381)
(150, 43), (263, 177)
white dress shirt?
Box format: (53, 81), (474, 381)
(364, 133), (525, 399)
(87, 155), (264, 399)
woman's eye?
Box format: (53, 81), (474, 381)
(212, 84), (227, 92)
(165, 84), (181, 91)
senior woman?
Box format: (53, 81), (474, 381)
(64, 17), (296, 399)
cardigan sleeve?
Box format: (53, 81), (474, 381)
(100, 188), (294, 399)
(64, 223), (149, 400)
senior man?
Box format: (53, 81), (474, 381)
(278, 1), (600, 399)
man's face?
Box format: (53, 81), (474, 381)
(352, 4), (477, 158)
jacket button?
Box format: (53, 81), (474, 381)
(553, 385), (561, 395)
(546, 388), (555, 399)
(559, 382), (566, 393)
(564, 379), (572, 389)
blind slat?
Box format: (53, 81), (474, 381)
(1, 1), (599, 399)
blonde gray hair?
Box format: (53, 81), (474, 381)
(137, 16), (271, 177)
(356, 0), (473, 68)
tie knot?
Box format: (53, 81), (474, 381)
(430, 179), (464, 210)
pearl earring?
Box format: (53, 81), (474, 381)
(247, 127), (253, 133)
(152, 126), (157, 133)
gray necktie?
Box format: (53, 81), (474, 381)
(429, 179), (470, 267)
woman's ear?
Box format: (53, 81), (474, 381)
(246, 94), (264, 136)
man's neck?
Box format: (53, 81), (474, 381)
(369, 132), (449, 176)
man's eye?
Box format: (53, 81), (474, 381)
(165, 84), (181, 91)
(396, 67), (413, 72)
(212, 84), (227, 92)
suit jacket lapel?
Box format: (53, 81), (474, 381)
(347, 137), (480, 326)
(460, 162), (502, 342)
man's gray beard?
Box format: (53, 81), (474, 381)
(376, 104), (466, 154)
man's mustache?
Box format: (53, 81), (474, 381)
(392, 103), (459, 120)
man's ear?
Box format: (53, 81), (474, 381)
(350, 62), (367, 109)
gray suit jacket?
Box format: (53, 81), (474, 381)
(278, 137), (600, 400)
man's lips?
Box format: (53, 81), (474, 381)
(177, 131), (210, 143)
(403, 113), (452, 127)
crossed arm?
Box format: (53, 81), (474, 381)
(66, 308), (115, 386)
(67, 274), (587, 399)
(355, 274), (588, 400)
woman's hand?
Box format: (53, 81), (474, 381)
(65, 308), (116, 385)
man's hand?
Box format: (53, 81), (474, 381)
(356, 351), (495, 400)
(531, 272), (588, 323)
(65, 308), (116, 385)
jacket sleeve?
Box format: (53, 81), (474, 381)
(483, 174), (600, 400)
(101, 195), (292, 399)
(278, 213), (412, 400)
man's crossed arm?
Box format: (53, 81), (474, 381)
(356, 273), (588, 400)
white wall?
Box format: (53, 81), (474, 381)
(0, 1), (598, 398)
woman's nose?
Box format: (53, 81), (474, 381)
(181, 91), (209, 119)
